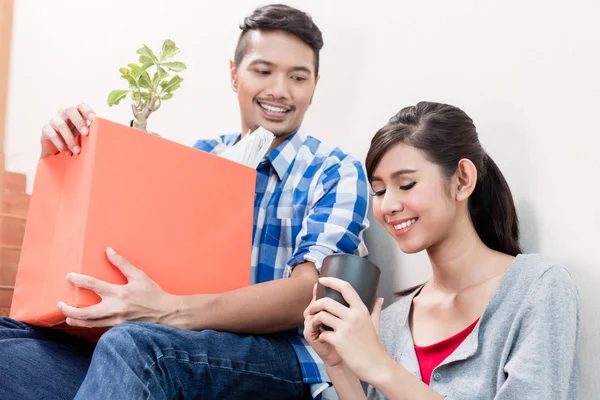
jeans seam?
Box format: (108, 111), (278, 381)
(144, 353), (304, 389)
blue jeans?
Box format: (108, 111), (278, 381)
(0, 317), (94, 399)
(0, 317), (307, 399)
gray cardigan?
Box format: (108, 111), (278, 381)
(367, 254), (580, 400)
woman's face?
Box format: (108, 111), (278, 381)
(370, 143), (458, 254)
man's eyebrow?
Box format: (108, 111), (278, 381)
(290, 66), (312, 74)
(247, 59), (312, 74)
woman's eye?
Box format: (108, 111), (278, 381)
(370, 189), (386, 197)
(400, 182), (416, 190)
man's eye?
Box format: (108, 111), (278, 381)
(292, 76), (307, 82)
(400, 182), (416, 190)
(255, 70), (270, 75)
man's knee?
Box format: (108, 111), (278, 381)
(0, 316), (29, 330)
(95, 321), (156, 354)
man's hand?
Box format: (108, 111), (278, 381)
(58, 247), (184, 328)
(41, 103), (96, 159)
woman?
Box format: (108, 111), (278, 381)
(304, 101), (579, 399)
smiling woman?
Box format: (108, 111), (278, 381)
(303, 101), (580, 400)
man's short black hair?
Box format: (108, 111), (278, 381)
(234, 4), (324, 76)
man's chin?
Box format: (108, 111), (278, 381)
(253, 123), (296, 138)
(271, 130), (295, 138)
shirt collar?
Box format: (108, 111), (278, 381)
(265, 131), (305, 180)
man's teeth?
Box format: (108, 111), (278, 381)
(394, 218), (417, 230)
(260, 103), (288, 113)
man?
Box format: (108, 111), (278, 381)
(0, 4), (369, 399)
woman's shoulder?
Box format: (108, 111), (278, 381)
(494, 253), (579, 316)
(508, 253), (577, 293)
(378, 285), (422, 339)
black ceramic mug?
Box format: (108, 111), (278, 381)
(315, 254), (381, 330)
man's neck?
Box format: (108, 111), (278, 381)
(241, 125), (297, 154)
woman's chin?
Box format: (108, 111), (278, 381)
(396, 240), (425, 255)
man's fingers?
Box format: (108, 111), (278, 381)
(77, 103), (97, 123)
(106, 248), (143, 281)
(58, 301), (109, 321)
(41, 124), (68, 155)
(63, 106), (88, 138)
(65, 316), (122, 328)
(66, 273), (114, 296)
(50, 116), (78, 154)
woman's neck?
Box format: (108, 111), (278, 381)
(425, 219), (512, 294)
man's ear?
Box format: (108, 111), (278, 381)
(230, 60), (238, 92)
(309, 75), (320, 106)
(455, 158), (478, 202)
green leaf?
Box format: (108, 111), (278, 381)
(121, 74), (137, 88)
(160, 75), (183, 93)
(162, 62), (186, 72)
(161, 93), (174, 100)
(119, 67), (137, 87)
(139, 71), (153, 90)
(160, 39), (179, 60)
(127, 63), (142, 78)
(136, 45), (158, 63)
(139, 55), (154, 64)
(153, 67), (169, 85)
(139, 62), (154, 74)
(107, 89), (130, 106)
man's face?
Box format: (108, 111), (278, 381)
(231, 30), (319, 142)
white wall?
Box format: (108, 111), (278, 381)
(5, 0), (599, 397)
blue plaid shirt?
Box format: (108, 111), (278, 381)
(193, 131), (369, 398)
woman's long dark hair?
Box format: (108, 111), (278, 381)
(366, 101), (521, 256)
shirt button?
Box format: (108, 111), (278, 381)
(433, 373), (442, 381)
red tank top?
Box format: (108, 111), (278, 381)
(414, 319), (479, 385)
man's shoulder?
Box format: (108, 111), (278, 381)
(299, 134), (363, 171)
(192, 134), (240, 154)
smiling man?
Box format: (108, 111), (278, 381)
(0, 4), (369, 400)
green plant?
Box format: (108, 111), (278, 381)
(107, 39), (186, 131)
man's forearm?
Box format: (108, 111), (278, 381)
(163, 262), (318, 333)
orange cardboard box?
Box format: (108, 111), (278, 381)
(10, 118), (253, 332)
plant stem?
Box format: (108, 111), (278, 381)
(133, 65), (162, 131)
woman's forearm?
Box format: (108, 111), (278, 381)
(327, 364), (367, 400)
(370, 356), (444, 400)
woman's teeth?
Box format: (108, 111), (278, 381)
(394, 218), (417, 230)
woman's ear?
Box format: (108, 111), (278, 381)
(455, 158), (478, 201)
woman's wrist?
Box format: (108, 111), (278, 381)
(367, 350), (400, 388)
(326, 361), (350, 378)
